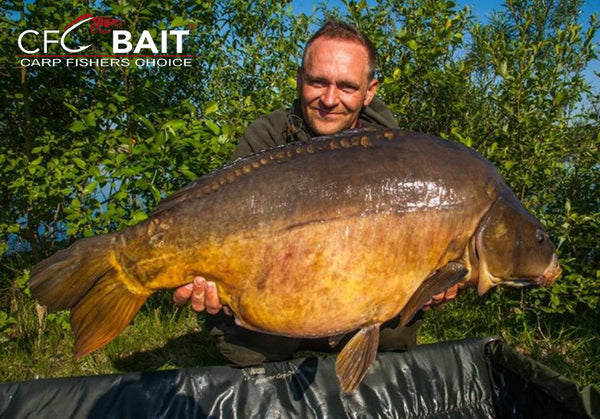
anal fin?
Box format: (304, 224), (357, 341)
(399, 262), (468, 327)
(335, 323), (380, 393)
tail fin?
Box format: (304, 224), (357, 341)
(30, 234), (151, 358)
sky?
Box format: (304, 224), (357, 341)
(291, 0), (600, 90)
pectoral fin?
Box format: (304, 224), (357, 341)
(335, 323), (380, 393)
(399, 262), (468, 327)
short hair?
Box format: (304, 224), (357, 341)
(302, 20), (377, 80)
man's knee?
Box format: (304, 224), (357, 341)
(206, 312), (300, 366)
(204, 311), (422, 364)
(378, 312), (422, 351)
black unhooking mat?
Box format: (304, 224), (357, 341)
(0, 337), (597, 418)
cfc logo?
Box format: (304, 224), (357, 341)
(18, 13), (190, 55)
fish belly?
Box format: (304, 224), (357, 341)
(221, 212), (461, 338)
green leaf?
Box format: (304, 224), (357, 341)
(130, 210), (148, 223)
(29, 156), (43, 166)
(69, 121), (87, 132)
(116, 153), (128, 165)
(138, 116), (156, 133)
(205, 120), (220, 135)
(171, 16), (186, 28)
(165, 119), (187, 132)
(72, 158), (86, 169)
(89, 166), (102, 178)
(204, 102), (218, 116)
(83, 181), (98, 195)
(181, 170), (197, 180)
(63, 102), (80, 114)
(84, 112), (96, 127)
(498, 61), (508, 78)
(406, 40), (419, 51)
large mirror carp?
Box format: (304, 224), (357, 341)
(30, 128), (561, 392)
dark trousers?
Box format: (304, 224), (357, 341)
(206, 312), (423, 366)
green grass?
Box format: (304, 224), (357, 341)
(0, 291), (226, 383)
(419, 288), (600, 389)
(1, 285), (599, 391)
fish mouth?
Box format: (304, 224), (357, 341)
(481, 274), (550, 293)
(482, 276), (537, 292)
(477, 253), (562, 295)
(504, 254), (562, 288)
(535, 254), (562, 287)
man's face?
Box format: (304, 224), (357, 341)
(297, 37), (378, 136)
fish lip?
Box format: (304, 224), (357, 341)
(481, 277), (540, 292)
(536, 254), (562, 287)
(504, 278), (536, 288)
(486, 254), (562, 290)
(479, 269), (560, 294)
(485, 276), (528, 289)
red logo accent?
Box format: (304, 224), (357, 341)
(90, 16), (122, 34)
(64, 13), (122, 34)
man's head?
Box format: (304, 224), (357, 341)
(296, 21), (379, 136)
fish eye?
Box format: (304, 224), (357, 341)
(535, 229), (545, 244)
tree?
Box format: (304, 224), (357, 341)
(329, 0), (476, 135)
(463, 0), (599, 313)
(0, 0), (313, 263)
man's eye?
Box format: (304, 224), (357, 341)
(340, 84), (359, 93)
(308, 78), (327, 87)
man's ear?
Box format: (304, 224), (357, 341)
(364, 78), (379, 106)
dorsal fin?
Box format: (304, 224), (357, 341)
(151, 127), (397, 216)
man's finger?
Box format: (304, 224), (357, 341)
(431, 292), (445, 302)
(205, 281), (223, 314)
(173, 283), (193, 306)
(444, 284), (458, 300)
(190, 277), (207, 312)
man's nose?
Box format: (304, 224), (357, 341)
(320, 85), (339, 107)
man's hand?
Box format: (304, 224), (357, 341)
(424, 284), (459, 309)
(423, 276), (477, 309)
(173, 276), (225, 314)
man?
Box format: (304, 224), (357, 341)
(173, 20), (460, 365)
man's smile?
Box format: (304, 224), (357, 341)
(311, 107), (347, 118)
